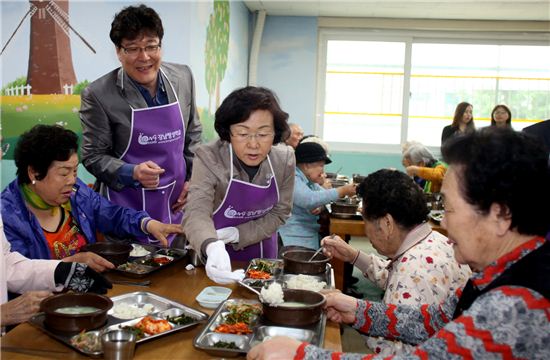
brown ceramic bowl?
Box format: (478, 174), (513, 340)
(81, 242), (132, 266)
(262, 289), (326, 326)
(41, 293), (113, 333)
(282, 249), (330, 275)
(331, 198), (360, 214)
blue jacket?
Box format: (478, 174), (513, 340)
(278, 168), (339, 250)
(1, 178), (148, 260)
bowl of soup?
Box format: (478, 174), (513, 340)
(81, 243), (133, 266)
(282, 249), (330, 275)
(41, 293), (113, 333)
(262, 289), (325, 326)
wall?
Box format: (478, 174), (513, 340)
(255, 15), (404, 177)
(0, 0), (250, 189)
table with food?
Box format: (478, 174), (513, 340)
(0, 249), (341, 359)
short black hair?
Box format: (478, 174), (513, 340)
(110, 4), (164, 47)
(442, 127), (550, 236)
(214, 86), (290, 144)
(14, 125), (78, 185)
(357, 169), (428, 229)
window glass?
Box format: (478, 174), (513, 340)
(321, 37), (550, 149)
(408, 44), (550, 145)
(324, 40), (405, 144)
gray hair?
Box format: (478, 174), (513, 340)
(404, 143), (436, 167)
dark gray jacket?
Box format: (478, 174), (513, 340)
(80, 62), (202, 193)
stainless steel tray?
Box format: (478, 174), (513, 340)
(243, 258), (335, 291)
(28, 292), (208, 357)
(193, 298), (326, 357)
(114, 245), (187, 278)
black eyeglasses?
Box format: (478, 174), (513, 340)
(120, 44), (161, 57)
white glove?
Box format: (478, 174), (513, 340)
(205, 240), (245, 284)
(216, 227), (239, 244)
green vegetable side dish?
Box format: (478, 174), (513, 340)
(250, 260), (278, 274)
(213, 340), (239, 349)
(166, 314), (194, 325)
(224, 303), (262, 325)
(121, 325), (146, 340)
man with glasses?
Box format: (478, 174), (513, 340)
(79, 5), (201, 246)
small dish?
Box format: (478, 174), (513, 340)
(196, 287), (232, 309)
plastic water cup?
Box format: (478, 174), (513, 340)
(101, 329), (136, 360)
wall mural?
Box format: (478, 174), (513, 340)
(1, 0), (246, 188)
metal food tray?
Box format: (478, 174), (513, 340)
(242, 258), (335, 290)
(114, 245), (187, 278)
(28, 292), (208, 357)
(193, 298), (326, 357)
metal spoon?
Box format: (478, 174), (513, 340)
(307, 247), (325, 262)
(238, 280), (262, 298)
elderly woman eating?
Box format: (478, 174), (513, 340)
(248, 128), (550, 359)
(1, 125), (183, 272)
(403, 142), (447, 193)
(321, 169), (470, 356)
(1, 219), (111, 328)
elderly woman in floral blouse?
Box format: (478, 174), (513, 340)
(320, 169), (470, 356)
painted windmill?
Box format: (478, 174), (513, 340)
(1, 0), (96, 94)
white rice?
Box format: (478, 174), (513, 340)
(130, 244), (150, 257)
(112, 303), (154, 319)
(286, 274), (326, 292)
(260, 282), (284, 305)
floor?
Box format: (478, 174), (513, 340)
(340, 236), (384, 354)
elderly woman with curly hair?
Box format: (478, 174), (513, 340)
(1, 125), (182, 272)
(403, 142), (447, 193)
(249, 128), (550, 360)
(183, 86), (295, 284)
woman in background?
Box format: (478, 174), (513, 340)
(278, 141), (355, 250)
(441, 102), (474, 144)
(490, 104), (512, 128)
(403, 143), (447, 193)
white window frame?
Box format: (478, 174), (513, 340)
(316, 26), (550, 154)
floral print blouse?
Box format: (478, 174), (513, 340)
(353, 222), (471, 356)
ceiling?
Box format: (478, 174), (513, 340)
(243, 1), (550, 21)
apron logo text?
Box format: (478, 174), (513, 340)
(224, 205), (274, 219)
(138, 130), (182, 145)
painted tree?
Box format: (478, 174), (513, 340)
(204, 0), (230, 114)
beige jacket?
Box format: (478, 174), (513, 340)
(183, 140), (295, 253)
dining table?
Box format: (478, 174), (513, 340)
(1, 259), (342, 359)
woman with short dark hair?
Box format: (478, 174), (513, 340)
(183, 86), (295, 284)
(1, 125), (182, 272)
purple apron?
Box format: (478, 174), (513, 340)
(212, 145), (280, 261)
(108, 70), (185, 245)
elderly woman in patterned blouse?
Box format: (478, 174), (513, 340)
(322, 169), (470, 356)
(248, 128), (550, 360)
